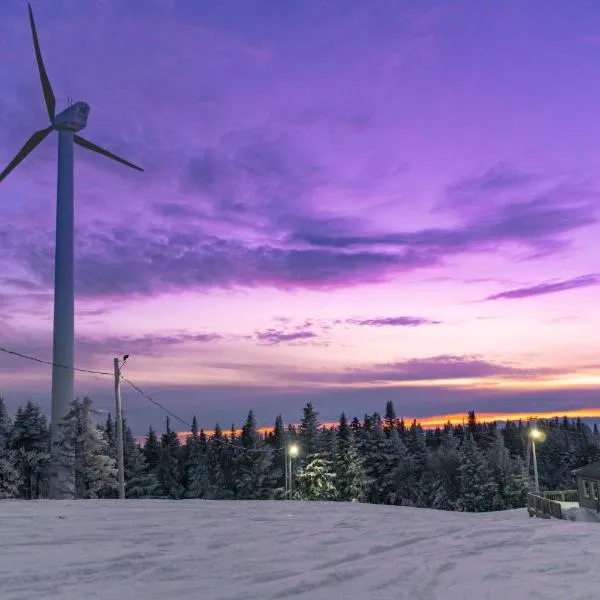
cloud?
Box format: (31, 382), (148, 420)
(445, 163), (538, 201)
(291, 185), (597, 257)
(484, 274), (600, 301)
(1, 221), (437, 297)
(254, 329), (319, 345)
(280, 355), (561, 385)
(347, 316), (440, 327)
(0, 331), (222, 374)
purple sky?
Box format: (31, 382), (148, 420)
(1, 0), (600, 434)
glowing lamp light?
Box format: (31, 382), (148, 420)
(289, 444), (299, 457)
(529, 428), (545, 441)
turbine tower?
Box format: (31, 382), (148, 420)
(0, 4), (143, 498)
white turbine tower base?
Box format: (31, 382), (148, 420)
(0, 4), (143, 499)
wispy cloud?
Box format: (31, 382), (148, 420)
(263, 354), (562, 385)
(485, 274), (600, 301)
(347, 316), (440, 327)
(254, 329), (319, 345)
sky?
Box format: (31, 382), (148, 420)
(1, 0), (600, 435)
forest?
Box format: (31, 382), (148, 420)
(1, 396), (599, 510)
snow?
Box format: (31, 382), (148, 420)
(558, 501), (580, 509)
(1, 500), (600, 600)
(563, 506), (600, 523)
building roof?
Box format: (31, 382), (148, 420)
(572, 461), (600, 478)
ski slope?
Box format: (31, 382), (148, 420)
(1, 500), (599, 599)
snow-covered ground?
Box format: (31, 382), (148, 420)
(1, 500), (599, 600)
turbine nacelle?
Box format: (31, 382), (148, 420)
(53, 101), (90, 132)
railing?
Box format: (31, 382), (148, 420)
(527, 490), (579, 519)
(527, 493), (564, 519)
(541, 490), (579, 503)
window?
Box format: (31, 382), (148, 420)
(584, 479), (590, 498)
(592, 481), (598, 500)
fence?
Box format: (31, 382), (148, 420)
(527, 490), (579, 519)
(541, 489), (579, 503)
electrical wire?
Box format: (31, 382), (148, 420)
(0, 345), (112, 376)
(0, 344), (281, 453)
(2, 344), (596, 447)
(120, 376), (283, 454)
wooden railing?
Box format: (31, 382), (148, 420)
(527, 490), (579, 519)
(541, 490), (579, 503)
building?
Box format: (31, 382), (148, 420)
(572, 462), (600, 511)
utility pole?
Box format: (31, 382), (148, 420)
(113, 357), (125, 499)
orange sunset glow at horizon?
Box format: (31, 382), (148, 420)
(168, 407), (600, 441)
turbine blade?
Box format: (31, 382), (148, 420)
(0, 126), (54, 183)
(28, 3), (56, 122)
(74, 136), (144, 172)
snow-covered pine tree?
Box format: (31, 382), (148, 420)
(486, 428), (522, 510)
(335, 413), (364, 502)
(319, 426), (338, 458)
(205, 424), (229, 499)
(0, 398), (21, 498)
(266, 414), (287, 495)
(143, 426), (161, 473)
(184, 416), (209, 499)
(398, 420), (430, 507)
(429, 428), (461, 510)
(384, 401), (397, 432)
(157, 417), (184, 499)
(52, 397), (117, 499)
(122, 420), (159, 497)
(235, 410), (273, 499)
(10, 401), (50, 499)
(456, 433), (498, 512)
(294, 453), (338, 501)
(299, 401), (320, 458)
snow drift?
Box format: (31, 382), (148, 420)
(1, 500), (599, 599)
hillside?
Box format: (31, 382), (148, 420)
(2, 500), (600, 599)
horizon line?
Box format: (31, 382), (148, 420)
(135, 407), (600, 441)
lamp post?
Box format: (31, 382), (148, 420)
(529, 427), (544, 494)
(287, 444), (299, 498)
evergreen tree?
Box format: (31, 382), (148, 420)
(384, 401), (397, 432)
(123, 421), (158, 497)
(157, 417), (184, 499)
(183, 416), (209, 498)
(456, 434), (498, 512)
(235, 410), (273, 499)
(143, 426), (162, 473)
(52, 398), (117, 499)
(335, 413), (364, 502)
(429, 428), (461, 510)
(486, 428), (528, 509)
(266, 414), (287, 495)
(299, 402), (320, 457)
(294, 453), (338, 501)
(11, 401), (50, 499)
(205, 424), (229, 499)
(0, 398), (20, 498)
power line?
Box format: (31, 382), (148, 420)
(0, 345), (112, 376)
(121, 375), (283, 454)
(3, 344), (596, 447)
(0, 344), (283, 454)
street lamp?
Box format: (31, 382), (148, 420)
(529, 427), (545, 494)
(285, 444), (299, 499)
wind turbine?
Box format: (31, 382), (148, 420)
(0, 4), (143, 498)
